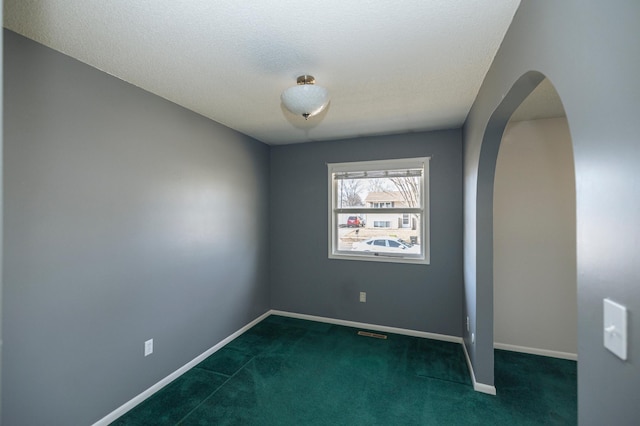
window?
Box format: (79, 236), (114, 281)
(328, 157), (430, 264)
(373, 220), (391, 228)
(371, 202), (393, 208)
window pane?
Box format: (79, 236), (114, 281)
(335, 173), (421, 209)
(335, 213), (422, 251)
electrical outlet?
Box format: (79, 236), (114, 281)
(144, 339), (153, 357)
(471, 333), (475, 344)
(359, 292), (367, 303)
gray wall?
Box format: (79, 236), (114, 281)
(2, 30), (270, 425)
(270, 131), (463, 336)
(463, 0), (640, 423)
(0, 7), (3, 415)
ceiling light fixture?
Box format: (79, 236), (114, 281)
(281, 75), (329, 120)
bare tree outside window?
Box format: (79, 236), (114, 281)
(388, 176), (420, 208)
(339, 179), (364, 207)
(366, 178), (389, 194)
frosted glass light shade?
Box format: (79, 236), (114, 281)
(281, 81), (329, 119)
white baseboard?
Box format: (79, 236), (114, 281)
(461, 342), (497, 395)
(270, 310), (463, 344)
(92, 310), (272, 426)
(494, 342), (577, 361)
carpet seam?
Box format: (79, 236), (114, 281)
(175, 355), (259, 425)
(415, 374), (470, 386)
(193, 366), (232, 378)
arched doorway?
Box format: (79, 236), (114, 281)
(473, 71), (578, 393)
(493, 79), (577, 359)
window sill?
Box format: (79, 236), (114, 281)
(329, 252), (429, 265)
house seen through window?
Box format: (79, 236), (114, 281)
(328, 157), (430, 264)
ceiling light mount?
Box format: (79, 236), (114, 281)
(296, 74), (316, 85)
(281, 75), (330, 120)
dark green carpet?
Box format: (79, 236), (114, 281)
(112, 315), (576, 425)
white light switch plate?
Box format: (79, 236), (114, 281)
(603, 298), (627, 360)
(144, 339), (154, 357)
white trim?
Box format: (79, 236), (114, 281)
(494, 342), (577, 361)
(328, 253), (427, 265)
(270, 310), (462, 343)
(461, 342), (497, 395)
(328, 157), (430, 174)
(92, 311), (272, 426)
(334, 207), (423, 214)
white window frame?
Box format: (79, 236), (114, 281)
(328, 157), (430, 264)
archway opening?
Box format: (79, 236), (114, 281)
(473, 72), (578, 402)
(493, 78), (577, 360)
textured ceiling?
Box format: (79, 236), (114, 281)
(4, 0), (522, 145)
